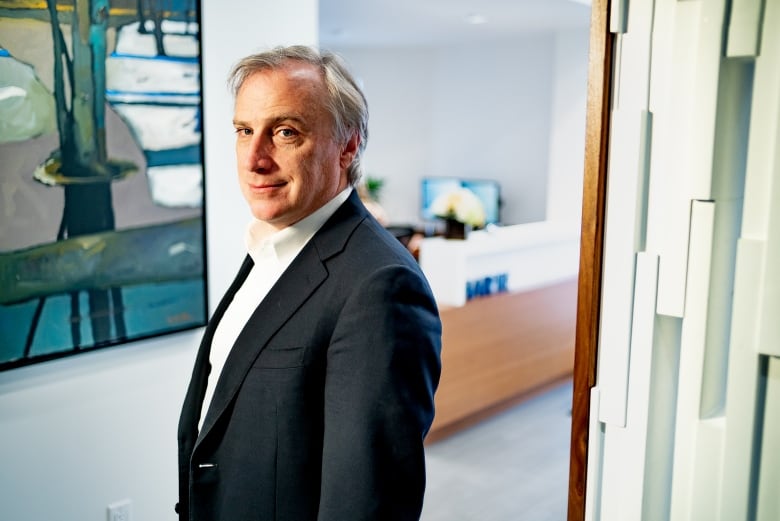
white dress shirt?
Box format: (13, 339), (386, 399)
(199, 187), (353, 429)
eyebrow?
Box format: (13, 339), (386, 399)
(232, 114), (308, 129)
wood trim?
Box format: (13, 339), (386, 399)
(567, 0), (613, 520)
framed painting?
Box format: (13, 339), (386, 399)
(0, 0), (207, 370)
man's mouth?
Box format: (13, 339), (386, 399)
(249, 181), (286, 193)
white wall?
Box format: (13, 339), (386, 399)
(330, 46), (438, 224)
(333, 30), (588, 227)
(0, 2), (317, 520)
(546, 29), (589, 224)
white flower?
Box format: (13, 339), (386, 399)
(430, 188), (486, 228)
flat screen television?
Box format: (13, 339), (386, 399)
(421, 177), (501, 226)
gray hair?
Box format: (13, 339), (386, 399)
(228, 45), (369, 186)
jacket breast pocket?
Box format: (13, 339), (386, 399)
(254, 345), (306, 369)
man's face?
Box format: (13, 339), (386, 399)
(233, 62), (357, 231)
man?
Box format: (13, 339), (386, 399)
(177, 45), (442, 520)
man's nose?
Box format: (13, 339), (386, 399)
(245, 135), (274, 171)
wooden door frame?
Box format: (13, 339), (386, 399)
(567, 0), (613, 519)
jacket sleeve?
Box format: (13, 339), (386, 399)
(317, 264), (442, 521)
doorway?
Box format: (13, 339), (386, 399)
(318, 1), (596, 519)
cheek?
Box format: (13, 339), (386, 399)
(236, 144), (250, 172)
(310, 144), (342, 175)
(294, 149), (325, 181)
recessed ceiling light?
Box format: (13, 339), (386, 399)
(464, 13), (488, 25)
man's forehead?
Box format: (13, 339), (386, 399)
(234, 63), (333, 127)
(281, 60), (322, 82)
(237, 61), (325, 99)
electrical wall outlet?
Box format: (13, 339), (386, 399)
(107, 499), (132, 521)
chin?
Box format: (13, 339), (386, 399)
(246, 204), (273, 220)
(249, 205), (287, 225)
(250, 210), (277, 222)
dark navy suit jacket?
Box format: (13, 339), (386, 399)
(177, 192), (442, 520)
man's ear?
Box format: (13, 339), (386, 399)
(339, 132), (360, 169)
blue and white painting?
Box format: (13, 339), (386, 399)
(0, 0), (207, 370)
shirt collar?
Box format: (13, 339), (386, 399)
(244, 186), (353, 266)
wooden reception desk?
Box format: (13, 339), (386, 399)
(426, 277), (578, 442)
(418, 221), (580, 441)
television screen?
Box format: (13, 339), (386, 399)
(421, 177), (501, 225)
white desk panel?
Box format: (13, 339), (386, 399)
(418, 221), (580, 308)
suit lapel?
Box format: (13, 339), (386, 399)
(195, 192), (369, 445)
(178, 256), (254, 448)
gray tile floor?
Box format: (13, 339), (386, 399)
(422, 380), (573, 521)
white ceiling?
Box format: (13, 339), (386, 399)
(319, 0), (592, 48)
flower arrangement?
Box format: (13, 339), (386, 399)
(430, 187), (486, 228)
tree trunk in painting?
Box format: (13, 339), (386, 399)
(45, 0), (125, 347)
(137, 0), (167, 56)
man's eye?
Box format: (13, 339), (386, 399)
(235, 128), (251, 136)
(277, 128), (296, 138)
